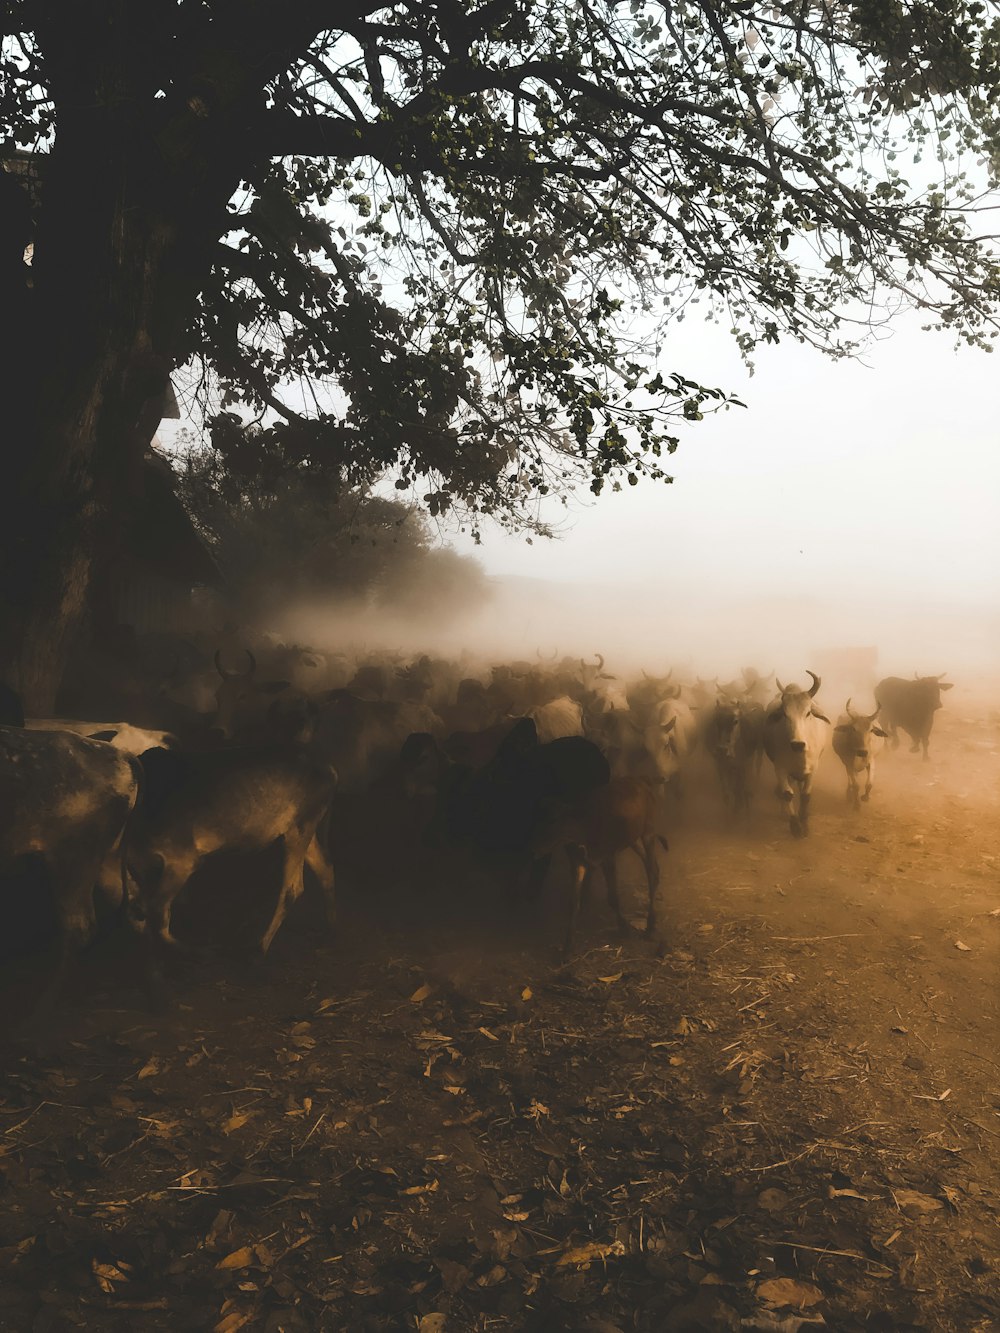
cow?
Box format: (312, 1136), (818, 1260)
(419, 720), (608, 879)
(740, 668), (776, 708)
(763, 671), (831, 837)
(625, 670), (675, 724)
(1, 707), (146, 1014)
(212, 649), (316, 744)
(347, 662), (391, 700)
(561, 777), (668, 953)
(703, 696), (764, 815)
(442, 676), (495, 734)
(586, 705), (646, 777)
(127, 746), (337, 957)
(25, 718), (178, 756)
(526, 695), (585, 743)
(832, 700), (888, 809)
(312, 691), (444, 793)
(443, 719), (523, 770)
(640, 694), (698, 792)
(875, 674), (954, 760)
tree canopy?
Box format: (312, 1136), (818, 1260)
(2, 0), (1000, 703)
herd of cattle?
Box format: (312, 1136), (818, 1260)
(0, 634), (955, 1017)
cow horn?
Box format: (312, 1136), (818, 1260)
(845, 697), (858, 720)
(775, 678), (785, 694)
(806, 670), (821, 697)
(594, 653), (604, 670)
(244, 650), (257, 676)
(868, 705), (881, 723)
(214, 650), (233, 679)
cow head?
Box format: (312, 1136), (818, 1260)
(769, 671), (829, 754)
(915, 673), (954, 708)
(711, 697), (742, 759)
(642, 712), (679, 783)
(834, 699), (887, 760)
(212, 648), (291, 739)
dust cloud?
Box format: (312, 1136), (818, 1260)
(272, 571), (997, 702)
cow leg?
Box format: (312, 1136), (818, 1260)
(260, 836), (308, 956)
(603, 854), (628, 934)
(96, 850), (168, 1012)
(304, 829), (337, 929)
(862, 763), (873, 802)
(776, 774), (795, 832)
(846, 775), (859, 810)
(639, 836), (663, 937)
(795, 782), (812, 837)
(95, 842), (125, 913)
(526, 853), (552, 904)
(563, 845), (588, 956)
(25, 855), (101, 1022)
(142, 853), (198, 952)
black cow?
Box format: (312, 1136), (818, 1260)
(703, 696), (764, 815)
(874, 674), (954, 760)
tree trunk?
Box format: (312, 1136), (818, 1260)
(0, 8), (249, 712)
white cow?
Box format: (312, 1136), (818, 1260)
(526, 695), (585, 743)
(763, 671), (831, 837)
(26, 718), (177, 757)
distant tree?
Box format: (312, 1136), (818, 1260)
(174, 433), (488, 623)
(3, 1), (1000, 706)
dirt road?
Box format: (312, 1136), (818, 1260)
(0, 690), (997, 1330)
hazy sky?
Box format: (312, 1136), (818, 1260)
(450, 311), (1000, 612)
(161, 296), (999, 673)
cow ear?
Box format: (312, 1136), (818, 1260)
(262, 680), (292, 694)
(88, 729), (119, 742)
(810, 709), (830, 723)
(873, 726), (888, 738)
(939, 682), (954, 690)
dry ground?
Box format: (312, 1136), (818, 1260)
(1, 689), (997, 1331)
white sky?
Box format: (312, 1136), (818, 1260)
(450, 312), (1000, 611)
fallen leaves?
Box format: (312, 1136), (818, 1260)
(892, 1188), (945, 1217)
(91, 1257), (132, 1292)
(216, 1246), (257, 1271)
(756, 1277), (824, 1309)
(555, 1239), (626, 1267)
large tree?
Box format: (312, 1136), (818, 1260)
(2, 0), (1000, 708)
